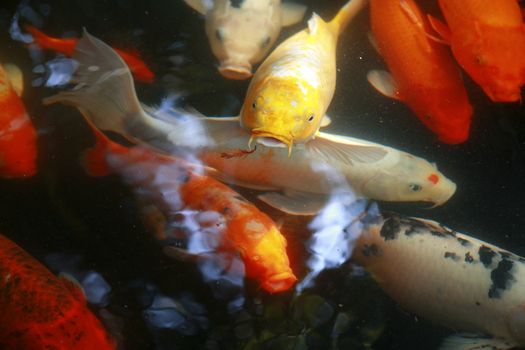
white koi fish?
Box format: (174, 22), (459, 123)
(184, 0), (307, 80)
(353, 213), (525, 350)
(43, 31), (456, 215)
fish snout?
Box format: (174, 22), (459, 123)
(430, 179), (457, 208)
(251, 129), (294, 154)
(261, 272), (297, 293)
(483, 83), (522, 103)
(218, 60), (253, 80)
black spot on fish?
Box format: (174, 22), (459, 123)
(465, 252), (474, 263)
(230, 0), (244, 8)
(457, 237), (471, 247)
(499, 251), (512, 259)
(475, 301), (481, 306)
(488, 259), (515, 299)
(444, 252), (460, 261)
(222, 207), (231, 215)
(362, 244), (381, 257)
(479, 246), (497, 268)
(380, 216), (400, 241)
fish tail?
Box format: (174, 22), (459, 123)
(80, 125), (113, 177)
(24, 24), (77, 56)
(328, 0), (369, 36)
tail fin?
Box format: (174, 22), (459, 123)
(25, 24), (77, 56)
(80, 126), (114, 177)
(42, 30), (148, 138)
(328, 0), (369, 36)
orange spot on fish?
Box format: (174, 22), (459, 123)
(428, 173), (439, 184)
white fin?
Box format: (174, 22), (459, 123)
(281, 3), (307, 26)
(257, 191), (329, 216)
(367, 31), (380, 54)
(307, 13), (321, 34)
(439, 333), (516, 350)
(4, 63), (24, 96)
(320, 115), (331, 127)
(184, 0), (209, 14)
(367, 70), (401, 100)
(307, 132), (389, 166)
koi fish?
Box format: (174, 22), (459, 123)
(0, 63), (37, 178)
(184, 0), (307, 80)
(353, 213), (525, 350)
(0, 234), (116, 349)
(428, 0), (525, 102)
(238, 0), (368, 153)
(42, 30), (457, 215)
(368, 0), (473, 144)
(25, 25), (154, 84)
(81, 124), (297, 293)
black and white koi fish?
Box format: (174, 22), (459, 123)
(353, 213), (525, 350)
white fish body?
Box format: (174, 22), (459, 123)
(353, 213), (525, 349)
(184, 0), (307, 80)
(43, 31), (456, 215)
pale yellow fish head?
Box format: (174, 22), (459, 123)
(204, 0), (281, 80)
(240, 76), (324, 151)
(361, 154), (456, 207)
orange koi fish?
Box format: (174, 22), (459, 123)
(0, 234), (116, 349)
(82, 126), (297, 293)
(25, 25), (154, 84)
(428, 0), (525, 102)
(0, 63), (37, 178)
(368, 0), (473, 144)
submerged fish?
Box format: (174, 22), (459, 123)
(239, 0), (368, 152)
(25, 25), (155, 84)
(353, 213), (525, 350)
(0, 234), (116, 349)
(43, 30), (457, 215)
(368, 0), (473, 144)
(81, 125), (297, 293)
(0, 62), (37, 178)
(184, 0), (307, 80)
(428, 0), (525, 102)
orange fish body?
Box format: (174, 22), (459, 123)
(84, 128), (297, 293)
(25, 25), (155, 84)
(431, 0), (525, 102)
(0, 64), (37, 178)
(368, 0), (473, 144)
(0, 235), (116, 350)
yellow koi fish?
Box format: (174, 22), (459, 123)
(43, 31), (456, 215)
(184, 0), (307, 80)
(239, 0), (368, 153)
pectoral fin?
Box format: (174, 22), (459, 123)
(367, 70), (402, 100)
(281, 3), (307, 26)
(257, 191), (330, 216)
(183, 0), (208, 15)
(427, 15), (452, 44)
(320, 115), (331, 127)
(309, 132), (389, 166)
(4, 64), (24, 96)
(439, 333), (516, 350)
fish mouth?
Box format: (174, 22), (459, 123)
(218, 63), (252, 80)
(261, 272), (297, 293)
(250, 130), (293, 155)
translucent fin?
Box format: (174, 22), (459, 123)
(367, 70), (402, 100)
(4, 63), (24, 96)
(257, 191), (329, 216)
(184, 0), (208, 14)
(307, 132), (389, 166)
(320, 115), (331, 127)
(427, 15), (452, 44)
(307, 13), (321, 35)
(281, 3), (307, 26)
(439, 333), (516, 350)
(328, 0), (369, 36)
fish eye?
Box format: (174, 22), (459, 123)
(215, 28), (224, 41)
(260, 36), (271, 48)
(409, 183), (422, 192)
(307, 114), (315, 122)
(252, 101), (257, 110)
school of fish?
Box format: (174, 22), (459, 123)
(0, 0), (524, 349)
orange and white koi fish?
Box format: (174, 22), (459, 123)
(368, 0), (473, 144)
(81, 125), (297, 293)
(354, 212), (525, 350)
(238, 0), (368, 152)
(25, 25), (154, 84)
(0, 63), (37, 178)
(184, 0), (306, 80)
(428, 0), (525, 102)
(43, 30), (457, 215)
(0, 234), (116, 349)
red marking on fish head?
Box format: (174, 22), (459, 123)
(427, 173), (439, 184)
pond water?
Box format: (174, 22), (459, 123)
(0, 0), (524, 349)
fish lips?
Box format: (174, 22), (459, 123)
(261, 272), (297, 293)
(251, 131), (292, 149)
(218, 62), (253, 80)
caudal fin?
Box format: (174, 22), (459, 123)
(329, 0), (369, 36)
(25, 24), (77, 56)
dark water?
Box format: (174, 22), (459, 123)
(0, 0), (524, 349)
